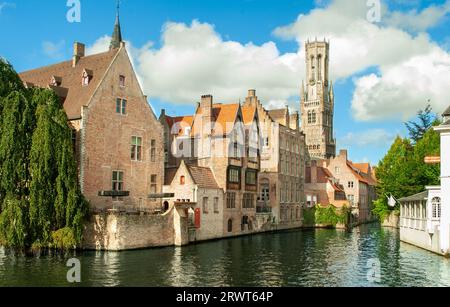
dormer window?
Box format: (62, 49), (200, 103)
(50, 76), (62, 87)
(82, 69), (92, 86)
(119, 75), (126, 87)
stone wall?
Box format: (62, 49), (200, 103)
(83, 211), (174, 251)
(382, 211), (400, 229)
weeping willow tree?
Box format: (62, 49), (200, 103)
(0, 58), (88, 250)
(29, 89), (88, 248)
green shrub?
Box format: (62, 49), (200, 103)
(51, 227), (77, 250)
(315, 205), (348, 226)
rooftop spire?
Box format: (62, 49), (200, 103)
(110, 0), (123, 50)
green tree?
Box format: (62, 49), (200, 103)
(0, 91), (35, 202)
(376, 136), (418, 200)
(411, 122), (441, 187)
(29, 89), (88, 246)
(0, 60), (88, 249)
(405, 104), (437, 144)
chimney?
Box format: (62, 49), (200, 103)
(73, 42), (85, 67)
(290, 112), (299, 130)
(245, 89), (257, 106)
(161, 109), (166, 117)
(339, 149), (348, 161)
(311, 160), (318, 183)
(200, 95), (213, 134)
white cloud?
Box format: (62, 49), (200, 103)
(87, 20), (304, 107)
(85, 35), (111, 56)
(384, 0), (450, 32)
(339, 129), (395, 148)
(273, 0), (450, 121)
(86, 0), (450, 121)
(42, 40), (66, 59)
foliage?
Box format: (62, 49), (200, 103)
(405, 105), (437, 144)
(0, 60), (88, 250)
(376, 137), (419, 200)
(372, 199), (393, 222)
(303, 207), (316, 226)
(374, 105), (441, 222)
(303, 205), (349, 227)
(51, 227), (78, 250)
(0, 195), (29, 248)
(0, 91), (35, 204)
(315, 205), (348, 226)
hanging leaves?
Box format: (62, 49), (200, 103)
(0, 60), (88, 250)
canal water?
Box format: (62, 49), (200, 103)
(1, 224), (449, 287)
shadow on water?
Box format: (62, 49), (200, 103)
(1, 224), (449, 287)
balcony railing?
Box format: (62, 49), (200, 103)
(257, 206), (272, 214)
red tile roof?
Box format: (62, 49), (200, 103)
(192, 103), (240, 137)
(165, 115), (194, 136)
(19, 49), (119, 119)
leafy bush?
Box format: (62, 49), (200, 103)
(315, 205), (348, 226)
(372, 198), (398, 222)
(51, 227), (78, 250)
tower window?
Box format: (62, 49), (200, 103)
(318, 55), (322, 81)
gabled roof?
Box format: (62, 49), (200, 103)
(191, 103), (241, 137)
(186, 164), (220, 189)
(19, 49), (119, 119)
(353, 163), (370, 175)
(347, 161), (377, 186)
(165, 115), (194, 136)
(305, 166), (344, 192)
(241, 104), (257, 125)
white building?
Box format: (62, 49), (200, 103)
(435, 106), (450, 254)
(399, 106), (450, 256)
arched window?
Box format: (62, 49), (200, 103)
(228, 219), (233, 233)
(317, 55), (322, 81)
(310, 56), (315, 81)
(312, 111), (317, 123)
(180, 176), (185, 185)
(432, 197), (441, 219)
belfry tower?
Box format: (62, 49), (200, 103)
(300, 39), (336, 160)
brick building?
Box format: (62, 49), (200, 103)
(324, 150), (377, 223)
(242, 90), (307, 227)
(305, 160), (347, 208)
(162, 94), (261, 237)
(163, 160), (224, 242)
(19, 13), (164, 212)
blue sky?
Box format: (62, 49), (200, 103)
(1, 0), (450, 165)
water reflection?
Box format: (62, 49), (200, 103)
(0, 224), (449, 287)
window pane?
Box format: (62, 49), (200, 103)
(116, 99), (121, 113)
(131, 145), (136, 160)
(122, 100), (127, 114)
(137, 147), (142, 161)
